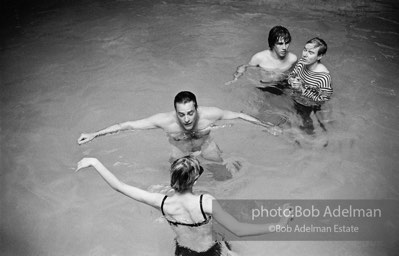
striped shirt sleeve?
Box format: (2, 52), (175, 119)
(290, 59), (333, 103)
(302, 72), (332, 102)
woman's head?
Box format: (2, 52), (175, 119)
(170, 156), (204, 192)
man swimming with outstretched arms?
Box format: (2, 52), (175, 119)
(78, 91), (280, 171)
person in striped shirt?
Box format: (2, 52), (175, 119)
(288, 37), (332, 135)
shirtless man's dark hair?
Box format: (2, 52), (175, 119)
(77, 90), (281, 169)
(268, 25), (292, 49)
(174, 91), (198, 109)
(226, 25), (297, 85)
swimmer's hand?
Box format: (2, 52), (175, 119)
(75, 157), (99, 172)
(225, 68), (244, 85)
(77, 133), (96, 145)
(225, 77), (238, 85)
(267, 203), (293, 233)
(278, 203), (294, 226)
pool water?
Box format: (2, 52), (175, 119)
(1, 0), (399, 255)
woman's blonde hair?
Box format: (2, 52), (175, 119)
(170, 156), (203, 192)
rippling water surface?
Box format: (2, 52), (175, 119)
(1, 0), (399, 255)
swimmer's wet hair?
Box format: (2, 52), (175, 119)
(268, 25), (291, 49)
(174, 91), (198, 109)
(306, 37), (327, 56)
(170, 156), (203, 192)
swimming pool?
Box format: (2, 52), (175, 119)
(1, 0), (398, 255)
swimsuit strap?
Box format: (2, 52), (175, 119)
(161, 195), (168, 216)
(162, 194), (210, 227)
(199, 194), (207, 221)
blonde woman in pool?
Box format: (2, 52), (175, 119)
(76, 155), (292, 256)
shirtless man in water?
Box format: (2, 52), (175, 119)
(226, 25), (297, 85)
(78, 91), (279, 169)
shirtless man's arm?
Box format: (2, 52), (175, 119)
(225, 53), (262, 85)
(226, 51), (297, 85)
(202, 107), (276, 130)
(77, 112), (173, 145)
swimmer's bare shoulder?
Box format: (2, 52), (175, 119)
(135, 111), (176, 130)
(287, 52), (298, 64)
(199, 193), (216, 215)
(249, 50), (271, 66)
(197, 106), (225, 122)
(314, 63), (329, 73)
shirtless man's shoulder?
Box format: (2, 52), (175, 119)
(286, 52), (298, 64)
(197, 106), (223, 120)
(250, 50), (297, 72)
(249, 49), (272, 65)
(147, 111), (178, 130)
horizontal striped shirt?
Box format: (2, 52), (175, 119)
(290, 59), (332, 103)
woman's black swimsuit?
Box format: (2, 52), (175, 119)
(161, 194), (211, 227)
(161, 194), (231, 256)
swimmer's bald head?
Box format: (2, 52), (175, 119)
(174, 91), (198, 110)
(268, 25), (291, 49)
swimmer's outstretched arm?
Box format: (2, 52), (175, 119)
(225, 64), (249, 85)
(202, 194), (293, 237)
(219, 109), (274, 128)
(76, 157), (164, 208)
(206, 107), (281, 136)
(226, 51), (267, 84)
(77, 113), (170, 145)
